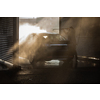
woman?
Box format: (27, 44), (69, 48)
(62, 27), (77, 68)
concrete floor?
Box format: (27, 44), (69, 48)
(0, 56), (100, 84)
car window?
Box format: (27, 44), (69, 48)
(49, 35), (68, 41)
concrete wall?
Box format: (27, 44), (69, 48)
(61, 17), (100, 57)
(19, 17), (59, 33)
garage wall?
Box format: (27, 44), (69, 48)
(60, 17), (100, 57)
(0, 17), (19, 64)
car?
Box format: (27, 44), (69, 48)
(27, 32), (77, 68)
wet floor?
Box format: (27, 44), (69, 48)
(0, 56), (100, 84)
(19, 56), (100, 69)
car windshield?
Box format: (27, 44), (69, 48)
(39, 34), (69, 44)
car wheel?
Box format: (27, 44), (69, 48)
(30, 60), (45, 68)
(30, 61), (37, 67)
(62, 60), (70, 67)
